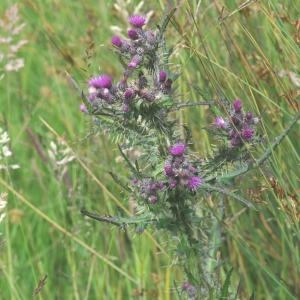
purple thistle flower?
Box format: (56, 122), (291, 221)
(127, 28), (139, 40)
(233, 99), (242, 112)
(79, 103), (88, 113)
(169, 142), (186, 156)
(111, 36), (122, 47)
(159, 70), (167, 83)
(129, 15), (146, 28)
(188, 176), (202, 191)
(214, 116), (226, 129)
(241, 127), (254, 140)
(89, 75), (112, 89)
(98, 88), (113, 103)
(164, 163), (174, 176)
(169, 178), (177, 189)
(124, 88), (135, 101)
(148, 195), (158, 204)
(88, 93), (97, 102)
(245, 112), (253, 121)
(156, 182), (164, 189)
(139, 89), (156, 102)
(128, 55), (143, 69)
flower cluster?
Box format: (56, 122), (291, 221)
(0, 4), (27, 76)
(164, 142), (202, 191)
(214, 99), (259, 147)
(0, 126), (20, 170)
(112, 15), (156, 69)
(132, 178), (164, 204)
(82, 15), (173, 114)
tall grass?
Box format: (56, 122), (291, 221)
(0, 0), (299, 299)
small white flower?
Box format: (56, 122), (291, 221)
(0, 213), (6, 223)
(2, 145), (12, 157)
(0, 192), (8, 225)
(0, 192), (7, 209)
(10, 164), (20, 169)
(0, 126), (20, 170)
(4, 58), (24, 72)
(0, 131), (10, 144)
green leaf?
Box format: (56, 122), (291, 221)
(219, 268), (233, 300)
(158, 8), (177, 41)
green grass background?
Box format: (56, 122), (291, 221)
(0, 0), (299, 299)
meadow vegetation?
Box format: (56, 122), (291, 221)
(0, 0), (299, 299)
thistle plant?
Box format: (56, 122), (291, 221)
(77, 10), (300, 299)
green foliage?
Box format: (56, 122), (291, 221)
(0, 0), (299, 299)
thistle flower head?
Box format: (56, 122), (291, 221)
(79, 103), (88, 113)
(111, 35), (122, 47)
(233, 99), (242, 112)
(159, 70), (167, 83)
(188, 176), (202, 191)
(128, 55), (143, 69)
(245, 112), (253, 121)
(127, 28), (139, 40)
(169, 142), (186, 156)
(148, 195), (158, 204)
(164, 162), (174, 176)
(124, 88), (135, 101)
(214, 116), (226, 129)
(134, 178), (164, 204)
(89, 75), (112, 89)
(241, 127), (254, 140)
(129, 15), (146, 28)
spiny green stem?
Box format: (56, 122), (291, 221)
(202, 183), (256, 209)
(80, 208), (156, 227)
(172, 101), (215, 111)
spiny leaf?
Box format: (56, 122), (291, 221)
(118, 144), (141, 179)
(202, 183), (256, 209)
(108, 172), (132, 193)
(157, 8), (177, 41)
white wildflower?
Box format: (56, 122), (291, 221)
(278, 70), (300, 87)
(0, 4), (27, 76)
(47, 139), (75, 178)
(2, 145), (12, 157)
(4, 58), (24, 71)
(0, 126), (20, 170)
(0, 192), (8, 225)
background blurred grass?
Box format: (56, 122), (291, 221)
(0, 0), (299, 299)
